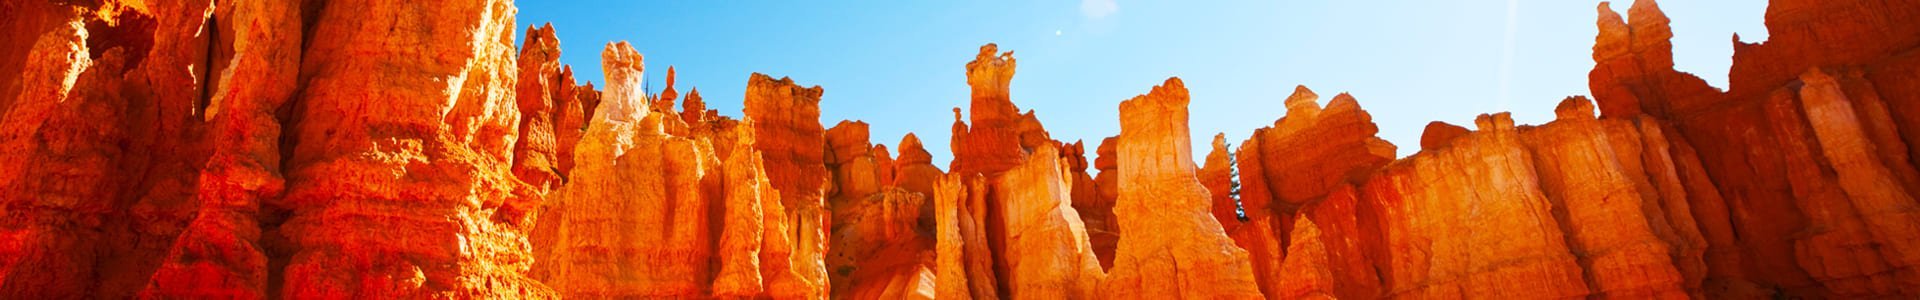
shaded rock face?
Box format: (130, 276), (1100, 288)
(822, 120), (942, 299)
(1, 1), (225, 298)
(274, 0), (555, 297)
(1588, 0), (1920, 297)
(741, 72), (834, 300)
(4, 0), (1920, 299)
(1078, 137), (1122, 269)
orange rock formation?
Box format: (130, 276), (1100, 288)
(0, 0), (1917, 299)
(1098, 78), (1264, 298)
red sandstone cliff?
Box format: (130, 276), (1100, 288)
(0, 0), (1917, 299)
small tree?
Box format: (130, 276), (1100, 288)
(1228, 144), (1248, 221)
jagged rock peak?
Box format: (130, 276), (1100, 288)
(599, 41), (646, 122)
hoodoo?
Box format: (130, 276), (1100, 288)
(0, 0), (1915, 298)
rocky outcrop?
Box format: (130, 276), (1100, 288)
(1098, 78), (1264, 299)
(1419, 121), (1469, 151)
(1222, 85), (1397, 298)
(1365, 113), (1594, 299)
(939, 172), (1002, 299)
(0, 1), (232, 298)
(742, 73), (833, 299)
(1290, 185), (1381, 299)
(5, 0), (1920, 298)
(823, 120), (939, 299)
(1271, 217), (1337, 300)
(142, 0), (303, 297)
(1589, 0), (1920, 297)
(531, 42), (837, 299)
(1199, 134), (1239, 231)
(940, 43), (1111, 299)
(269, 0), (558, 297)
(949, 44), (1028, 175)
(539, 42), (713, 298)
(893, 134), (944, 199)
(1078, 137), (1122, 269)
(510, 23), (593, 190)
(1516, 97), (1694, 298)
(993, 143), (1105, 299)
(1, 17), (136, 297)
(932, 174), (972, 299)
(1235, 86), (1396, 210)
(712, 127), (775, 298)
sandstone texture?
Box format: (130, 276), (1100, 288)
(1097, 78), (1264, 299)
(1, 0), (1917, 299)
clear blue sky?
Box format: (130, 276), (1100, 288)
(516, 0), (1768, 168)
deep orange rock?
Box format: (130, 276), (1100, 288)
(1787, 67), (1920, 296)
(1077, 137), (1122, 270)
(1363, 114), (1592, 299)
(993, 143), (1105, 298)
(1225, 212), (1289, 299)
(532, 43), (838, 299)
(950, 43), (1034, 175)
(932, 174), (972, 300)
(509, 22), (600, 189)
(5, 0), (1920, 298)
(743, 73), (833, 299)
(823, 120), (940, 299)
(826, 121), (880, 200)
(0, 1), (229, 298)
(540, 45), (714, 296)
(954, 173), (1002, 299)
(0, 19), (135, 297)
(1419, 121), (1469, 152)
(712, 125), (775, 298)
(1590, 0), (1920, 297)
(141, 0), (303, 297)
(510, 24), (567, 191)
(272, 0), (554, 297)
(941, 42), (1109, 299)
(682, 88), (714, 125)
(829, 187), (938, 300)
(1199, 133), (1239, 231)
(1517, 96), (1690, 298)
(892, 133), (944, 198)
(1098, 77), (1263, 299)
(1235, 86), (1396, 210)
(1598, 114), (1714, 298)
(1292, 185), (1382, 299)
(655, 66), (680, 114)
(1588, 0), (1720, 118)
(1221, 86), (1397, 298)
(1272, 217), (1338, 300)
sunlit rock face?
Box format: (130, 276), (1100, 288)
(1097, 78), (1265, 299)
(2, 0), (1919, 299)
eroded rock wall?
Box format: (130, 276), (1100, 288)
(3, 0), (1919, 299)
